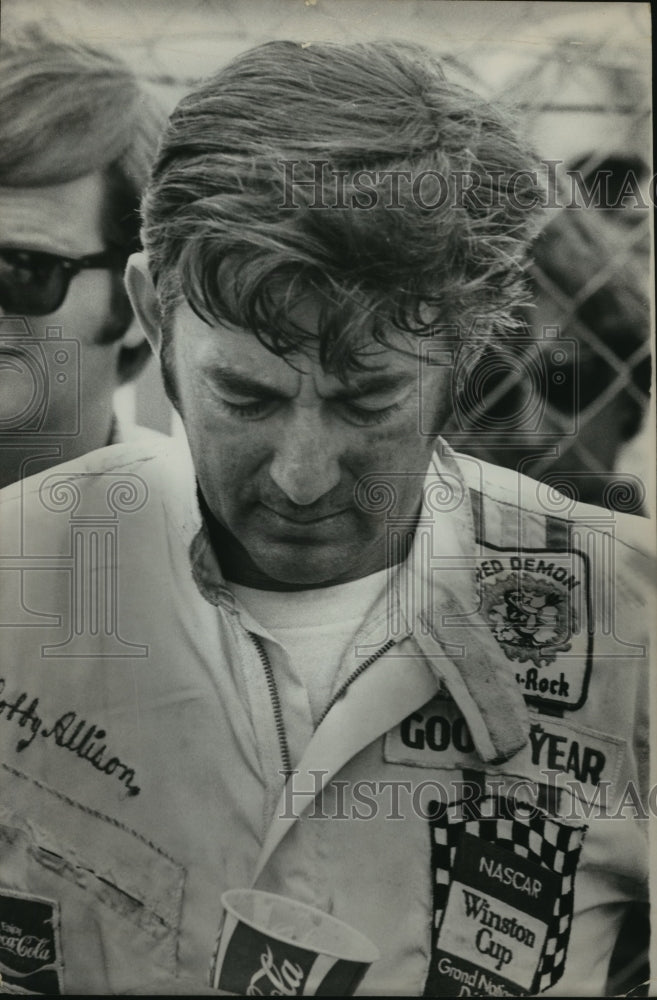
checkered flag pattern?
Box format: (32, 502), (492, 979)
(427, 795), (587, 994)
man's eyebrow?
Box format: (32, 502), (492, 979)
(205, 365), (415, 398)
(331, 372), (416, 399)
(206, 366), (285, 397)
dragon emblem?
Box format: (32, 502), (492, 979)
(484, 572), (573, 668)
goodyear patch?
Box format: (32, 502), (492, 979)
(384, 697), (624, 805)
(476, 550), (592, 710)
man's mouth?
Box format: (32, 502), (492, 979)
(259, 503), (350, 526)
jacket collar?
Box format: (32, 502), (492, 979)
(187, 438), (529, 763)
(388, 440), (530, 764)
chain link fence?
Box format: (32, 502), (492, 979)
(1, 1), (653, 992)
(6, 0), (651, 516)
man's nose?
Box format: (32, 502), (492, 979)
(269, 411), (342, 505)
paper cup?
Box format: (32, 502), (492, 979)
(212, 889), (380, 996)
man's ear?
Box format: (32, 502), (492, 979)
(125, 252), (162, 353)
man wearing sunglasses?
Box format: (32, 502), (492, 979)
(0, 24), (166, 488)
(0, 38), (652, 998)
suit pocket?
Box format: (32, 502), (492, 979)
(0, 765), (185, 995)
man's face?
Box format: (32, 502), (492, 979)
(0, 173), (127, 487)
(170, 297), (454, 589)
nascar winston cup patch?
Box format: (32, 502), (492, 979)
(0, 891), (63, 994)
(424, 796), (586, 997)
(477, 550), (592, 710)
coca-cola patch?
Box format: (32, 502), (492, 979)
(0, 891), (63, 994)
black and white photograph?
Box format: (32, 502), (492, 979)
(0, 1), (654, 995)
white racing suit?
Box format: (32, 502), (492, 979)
(0, 437), (651, 995)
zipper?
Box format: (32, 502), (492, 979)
(248, 631), (292, 778)
(250, 632), (397, 777)
(316, 638), (396, 728)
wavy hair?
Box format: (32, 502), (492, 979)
(142, 39), (543, 376)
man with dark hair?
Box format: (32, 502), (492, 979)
(0, 40), (651, 996)
(0, 24), (167, 488)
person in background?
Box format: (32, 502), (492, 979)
(0, 24), (167, 489)
(0, 39), (651, 997)
(449, 155), (652, 516)
(524, 173), (651, 512)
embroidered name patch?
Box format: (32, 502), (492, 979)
(0, 678), (140, 796)
(0, 891), (63, 994)
(477, 551), (592, 710)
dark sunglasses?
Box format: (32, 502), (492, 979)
(0, 246), (128, 317)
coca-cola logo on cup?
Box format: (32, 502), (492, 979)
(214, 890), (379, 996)
(246, 944), (305, 996)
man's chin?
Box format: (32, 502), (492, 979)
(254, 560), (351, 591)
(246, 540), (368, 591)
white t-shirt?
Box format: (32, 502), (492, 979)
(229, 569), (389, 762)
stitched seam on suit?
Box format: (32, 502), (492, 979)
(1, 763), (184, 870)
